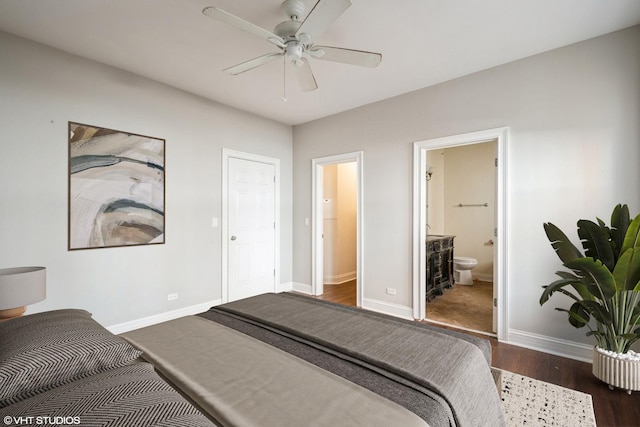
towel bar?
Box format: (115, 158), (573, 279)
(454, 203), (488, 207)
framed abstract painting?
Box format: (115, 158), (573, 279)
(68, 122), (165, 250)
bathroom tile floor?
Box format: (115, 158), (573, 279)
(425, 280), (494, 334)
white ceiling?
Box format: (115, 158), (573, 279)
(0, 0), (639, 125)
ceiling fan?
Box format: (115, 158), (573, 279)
(202, 0), (382, 92)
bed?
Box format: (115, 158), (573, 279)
(0, 293), (505, 426)
(123, 293), (505, 427)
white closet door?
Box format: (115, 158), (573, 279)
(228, 157), (276, 302)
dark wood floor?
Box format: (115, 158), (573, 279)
(315, 281), (640, 427)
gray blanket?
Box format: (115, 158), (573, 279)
(123, 316), (428, 427)
(213, 293), (505, 427)
(200, 308), (452, 426)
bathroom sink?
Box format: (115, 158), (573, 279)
(427, 234), (450, 240)
(427, 235), (455, 243)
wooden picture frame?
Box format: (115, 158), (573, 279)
(68, 122), (165, 250)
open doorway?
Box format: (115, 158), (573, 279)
(312, 152), (363, 307)
(425, 142), (496, 335)
(321, 163), (357, 305)
(412, 128), (508, 340)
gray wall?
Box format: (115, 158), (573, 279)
(0, 31), (293, 328)
(292, 26), (640, 349)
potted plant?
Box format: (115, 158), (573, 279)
(540, 204), (640, 393)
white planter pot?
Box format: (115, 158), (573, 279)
(592, 347), (640, 394)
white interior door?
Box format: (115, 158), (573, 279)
(227, 157), (276, 302)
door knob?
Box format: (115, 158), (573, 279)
(230, 235), (237, 241)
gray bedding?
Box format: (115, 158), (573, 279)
(123, 316), (428, 427)
(208, 293), (505, 427)
(200, 308), (454, 425)
(123, 293), (504, 427)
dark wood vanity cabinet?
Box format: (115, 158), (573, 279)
(426, 235), (454, 300)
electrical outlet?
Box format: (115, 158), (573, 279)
(386, 288), (396, 295)
(167, 293), (178, 301)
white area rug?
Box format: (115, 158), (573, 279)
(499, 370), (596, 427)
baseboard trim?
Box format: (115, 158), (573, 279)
(291, 282), (312, 294)
(323, 271), (357, 285)
(473, 273), (493, 282)
(107, 299), (221, 335)
(361, 297), (414, 320)
(508, 328), (593, 363)
(277, 282), (294, 293)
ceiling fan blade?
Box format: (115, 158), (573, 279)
(294, 59), (318, 92)
(312, 45), (382, 68)
(203, 7), (285, 47)
(224, 53), (283, 75)
(296, 0), (352, 41)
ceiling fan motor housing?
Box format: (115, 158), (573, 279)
(274, 20), (302, 41)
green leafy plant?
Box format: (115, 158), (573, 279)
(541, 204), (640, 353)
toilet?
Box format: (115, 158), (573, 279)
(453, 256), (477, 285)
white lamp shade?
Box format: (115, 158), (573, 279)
(0, 267), (46, 310)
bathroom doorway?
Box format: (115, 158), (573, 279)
(425, 142), (496, 335)
(412, 128), (508, 340)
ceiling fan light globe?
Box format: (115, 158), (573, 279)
(285, 42), (304, 61)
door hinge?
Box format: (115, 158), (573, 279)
(495, 157), (498, 167)
(494, 227), (497, 237)
(494, 297), (497, 307)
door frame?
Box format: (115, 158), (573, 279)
(222, 148), (280, 303)
(312, 151), (363, 306)
(412, 128), (508, 340)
